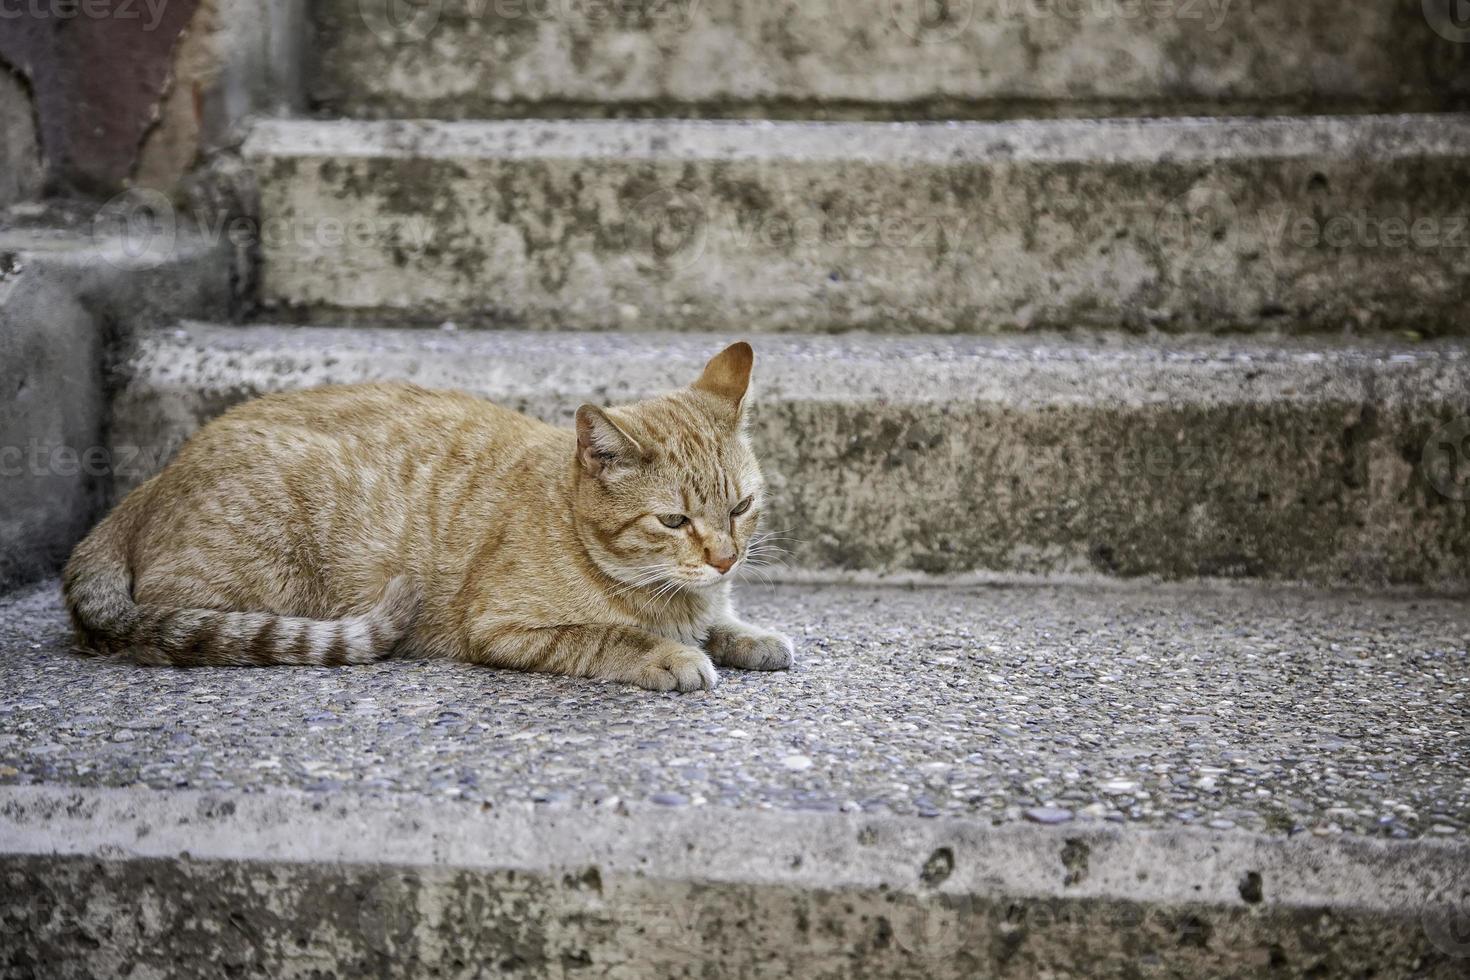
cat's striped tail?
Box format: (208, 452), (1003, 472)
(62, 505), (419, 667)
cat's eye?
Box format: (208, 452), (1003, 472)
(731, 496), (753, 517)
(658, 514), (689, 529)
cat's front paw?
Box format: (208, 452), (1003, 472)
(626, 642), (719, 693)
(705, 623), (794, 671)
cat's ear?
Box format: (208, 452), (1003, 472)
(692, 341), (753, 416)
(575, 405), (645, 479)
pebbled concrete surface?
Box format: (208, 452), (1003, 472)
(108, 324), (1470, 588)
(3, 578), (1467, 839)
(244, 114), (1470, 335)
(308, 0), (1470, 121)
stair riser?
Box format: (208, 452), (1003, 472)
(310, 0), (1470, 119)
(8, 785), (1465, 980)
(248, 118), (1470, 334)
(108, 328), (1470, 588)
(8, 852), (1455, 980)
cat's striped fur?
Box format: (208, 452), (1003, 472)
(62, 342), (792, 691)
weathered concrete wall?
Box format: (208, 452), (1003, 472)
(0, 67), (42, 206)
(0, 219), (236, 591)
(310, 0), (1470, 120)
(106, 327), (1470, 589)
(243, 115), (1470, 336)
(2, 786), (1467, 979)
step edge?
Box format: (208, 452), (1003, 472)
(3, 784), (1464, 917)
(241, 113), (1470, 165)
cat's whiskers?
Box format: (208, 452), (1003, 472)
(605, 578), (662, 601)
(742, 546), (792, 568)
(631, 577), (685, 621)
(734, 563), (776, 586)
(604, 563), (674, 595)
(654, 576), (696, 620)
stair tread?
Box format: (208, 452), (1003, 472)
(159, 321), (1467, 407)
(2, 576), (1465, 839)
(246, 113), (1470, 165)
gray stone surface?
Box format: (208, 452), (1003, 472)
(0, 209), (237, 592)
(3, 577), (1467, 838)
(308, 0), (1470, 120)
(5, 577), (1468, 976)
(244, 114), (1470, 335)
(108, 324), (1470, 587)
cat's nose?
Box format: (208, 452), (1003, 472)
(705, 548), (736, 574)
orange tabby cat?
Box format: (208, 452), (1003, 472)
(63, 342), (792, 691)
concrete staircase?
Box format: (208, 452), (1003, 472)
(120, 2), (1470, 588)
(4, 2), (1470, 976)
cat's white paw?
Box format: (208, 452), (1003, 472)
(629, 643), (719, 693)
(706, 625), (794, 671)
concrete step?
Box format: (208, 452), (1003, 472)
(2, 578), (1467, 977)
(307, 0), (1470, 120)
(109, 324), (1470, 588)
(242, 115), (1470, 335)
(0, 206), (239, 593)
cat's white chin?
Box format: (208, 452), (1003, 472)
(664, 566), (730, 589)
(693, 566), (738, 588)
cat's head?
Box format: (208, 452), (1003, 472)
(574, 342), (765, 591)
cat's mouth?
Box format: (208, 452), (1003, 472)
(612, 556), (742, 593)
(674, 561), (739, 588)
